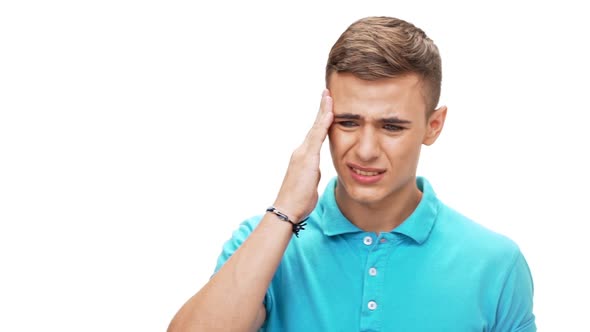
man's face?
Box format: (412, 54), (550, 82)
(328, 72), (446, 206)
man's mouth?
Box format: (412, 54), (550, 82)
(351, 167), (381, 176)
(348, 164), (385, 177)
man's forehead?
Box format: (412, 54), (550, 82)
(333, 99), (410, 116)
(332, 73), (424, 99)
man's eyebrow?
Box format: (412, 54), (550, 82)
(334, 113), (360, 120)
(381, 116), (412, 125)
(334, 113), (412, 125)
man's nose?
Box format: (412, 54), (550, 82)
(355, 128), (379, 162)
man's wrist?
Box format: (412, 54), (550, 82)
(265, 206), (308, 238)
(270, 202), (305, 224)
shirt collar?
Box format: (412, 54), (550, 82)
(317, 176), (439, 244)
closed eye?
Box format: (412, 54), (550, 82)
(337, 121), (358, 128)
(384, 124), (405, 132)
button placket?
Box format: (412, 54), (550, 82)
(359, 234), (388, 331)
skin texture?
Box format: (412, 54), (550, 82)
(328, 72), (447, 233)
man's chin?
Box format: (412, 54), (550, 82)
(351, 193), (384, 206)
(338, 184), (385, 205)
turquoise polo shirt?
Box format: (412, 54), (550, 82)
(214, 177), (536, 331)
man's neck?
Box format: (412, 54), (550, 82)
(334, 178), (423, 234)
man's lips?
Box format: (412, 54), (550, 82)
(347, 163), (386, 176)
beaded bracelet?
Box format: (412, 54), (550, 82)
(266, 206), (309, 238)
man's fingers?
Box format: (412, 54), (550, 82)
(304, 90), (334, 152)
(314, 89), (329, 123)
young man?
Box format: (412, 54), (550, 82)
(168, 16), (536, 332)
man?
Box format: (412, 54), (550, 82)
(168, 16), (536, 331)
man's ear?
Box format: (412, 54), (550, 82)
(423, 105), (447, 146)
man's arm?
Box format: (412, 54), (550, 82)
(167, 90), (334, 332)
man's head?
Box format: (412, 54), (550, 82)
(325, 16), (447, 208)
(326, 16), (442, 115)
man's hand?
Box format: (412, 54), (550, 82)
(273, 89), (334, 222)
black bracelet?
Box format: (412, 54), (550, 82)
(266, 206), (309, 238)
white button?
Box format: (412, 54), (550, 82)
(367, 301), (377, 310)
(369, 267), (377, 276)
(363, 236), (373, 245)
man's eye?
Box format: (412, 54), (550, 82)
(384, 124), (404, 131)
(337, 121), (357, 127)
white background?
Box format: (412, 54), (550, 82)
(1, 0), (588, 331)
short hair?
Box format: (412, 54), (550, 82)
(326, 16), (442, 114)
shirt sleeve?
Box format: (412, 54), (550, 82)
(211, 215), (272, 330)
(494, 250), (536, 332)
(213, 216), (261, 274)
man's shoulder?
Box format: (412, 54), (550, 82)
(435, 202), (521, 258)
